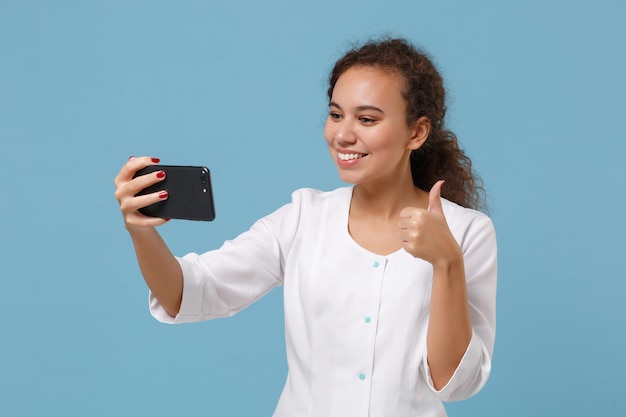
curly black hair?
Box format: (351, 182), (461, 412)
(328, 38), (487, 212)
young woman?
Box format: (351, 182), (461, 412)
(114, 38), (497, 417)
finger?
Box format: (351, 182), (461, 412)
(126, 156), (161, 179)
(398, 217), (412, 230)
(114, 156), (161, 185)
(120, 190), (169, 213)
(114, 170), (166, 203)
(399, 227), (418, 242)
(399, 206), (417, 219)
(427, 180), (445, 214)
(131, 169), (166, 195)
(115, 157), (163, 197)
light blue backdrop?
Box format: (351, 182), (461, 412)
(1, 1), (624, 416)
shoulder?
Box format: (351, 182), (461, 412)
(289, 186), (353, 208)
(258, 187), (351, 248)
(441, 198), (493, 226)
(441, 198), (496, 245)
(261, 186), (352, 227)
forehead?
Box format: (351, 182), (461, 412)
(331, 66), (406, 107)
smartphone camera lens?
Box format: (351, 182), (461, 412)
(200, 170), (209, 193)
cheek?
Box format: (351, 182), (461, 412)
(323, 120), (334, 145)
(366, 131), (408, 159)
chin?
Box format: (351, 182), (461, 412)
(337, 172), (361, 185)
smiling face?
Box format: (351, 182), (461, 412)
(324, 66), (427, 187)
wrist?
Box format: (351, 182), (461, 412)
(125, 222), (157, 237)
(432, 249), (464, 278)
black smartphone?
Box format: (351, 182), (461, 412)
(133, 165), (216, 221)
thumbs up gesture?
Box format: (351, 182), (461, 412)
(399, 180), (462, 267)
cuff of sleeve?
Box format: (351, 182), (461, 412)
(423, 330), (485, 401)
(148, 256), (205, 324)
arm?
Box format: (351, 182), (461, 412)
(427, 253), (472, 390)
(150, 189), (305, 323)
(128, 226), (183, 317)
(114, 156), (183, 317)
(400, 181), (489, 391)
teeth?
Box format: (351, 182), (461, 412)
(338, 152), (365, 161)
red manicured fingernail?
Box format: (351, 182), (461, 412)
(164, 218), (170, 221)
(151, 158), (160, 163)
(158, 191), (168, 198)
(156, 171), (165, 179)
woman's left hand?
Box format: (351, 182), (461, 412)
(398, 180), (463, 269)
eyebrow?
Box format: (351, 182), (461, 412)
(329, 101), (384, 114)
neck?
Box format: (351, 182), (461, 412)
(351, 175), (428, 221)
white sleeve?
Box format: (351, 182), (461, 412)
(150, 198), (300, 324)
(423, 215), (498, 401)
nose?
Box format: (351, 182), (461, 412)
(334, 119), (357, 145)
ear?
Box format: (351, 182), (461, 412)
(406, 116), (430, 151)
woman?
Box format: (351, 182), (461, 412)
(114, 38), (497, 417)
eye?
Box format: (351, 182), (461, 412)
(359, 116), (376, 125)
(328, 111), (342, 120)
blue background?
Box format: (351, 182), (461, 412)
(1, 1), (624, 416)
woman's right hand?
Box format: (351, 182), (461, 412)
(114, 156), (184, 317)
(114, 156), (169, 229)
